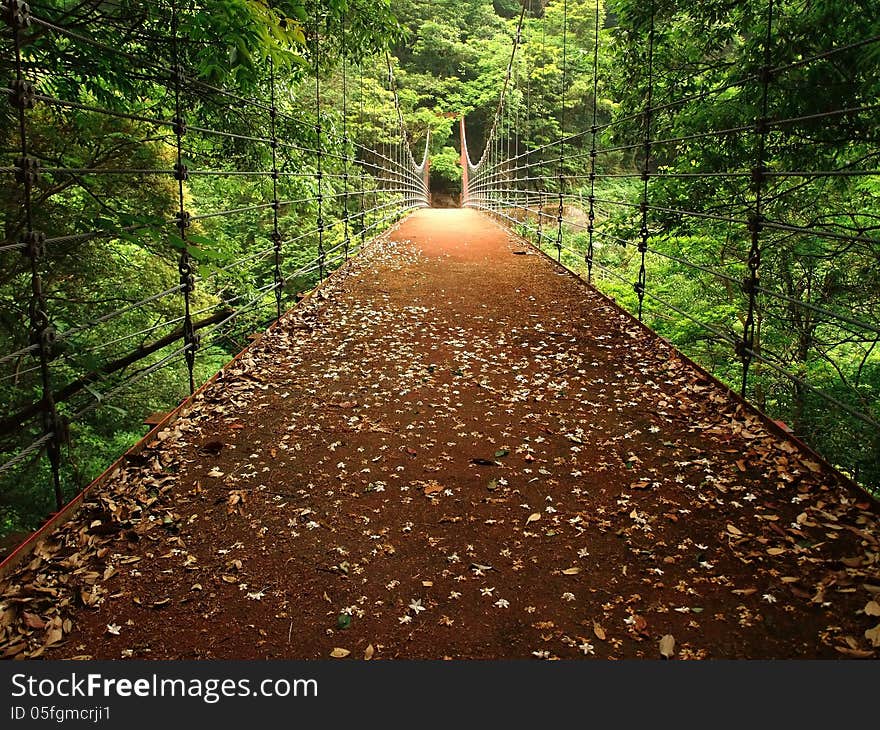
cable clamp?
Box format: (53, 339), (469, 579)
(750, 165), (766, 187)
(14, 154), (40, 185)
(30, 322), (55, 360)
(176, 210), (191, 230)
(21, 229), (45, 258)
(173, 163), (188, 181)
(172, 115), (187, 137)
(8, 78), (35, 109)
(2, 0), (30, 30)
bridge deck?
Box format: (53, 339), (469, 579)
(1, 209), (878, 659)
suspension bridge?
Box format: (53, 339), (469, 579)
(0, 1), (878, 659)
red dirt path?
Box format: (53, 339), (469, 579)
(1, 208), (878, 660)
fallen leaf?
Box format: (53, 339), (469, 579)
(659, 634), (675, 659)
(22, 612), (45, 630)
(562, 567), (581, 575)
(526, 513), (541, 525)
(330, 648), (350, 658)
(726, 524), (743, 537)
(593, 623), (606, 641)
(766, 547), (786, 556)
(364, 644), (374, 661)
(732, 588), (757, 596)
(835, 646), (874, 658)
(865, 601), (880, 617)
(866, 624), (880, 648)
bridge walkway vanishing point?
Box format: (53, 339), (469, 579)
(1, 209), (878, 660)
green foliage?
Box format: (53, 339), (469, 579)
(0, 0), (402, 537)
(430, 147), (463, 191)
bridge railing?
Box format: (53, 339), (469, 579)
(0, 0), (428, 524)
(464, 0), (880, 490)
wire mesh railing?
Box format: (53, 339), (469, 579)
(0, 0), (429, 524)
(463, 0), (880, 490)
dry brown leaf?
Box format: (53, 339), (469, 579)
(22, 612), (45, 630)
(526, 513), (541, 525)
(835, 646), (874, 658)
(865, 624), (880, 648)
(659, 634), (675, 659)
(593, 623), (606, 641)
(364, 644), (374, 661)
(562, 567), (581, 575)
(864, 601), (880, 617)
(766, 547), (786, 556)
(726, 524), (743, 537)
(330, 648), (350, 658)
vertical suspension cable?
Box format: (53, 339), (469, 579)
(358, 63), (366, 246)
(525, 0), (533, 220)
(314, 5), (325, 281)
(586, 0), (600, 283)
(740, 0), (775, 396)
(269, 57), (283, 319)
(171, 0), (197, 392)
(538, 6), (547, 245)
(6, 0), (63, 508)
(555, 0), (569, 263)
(341, 13), (351, 261)
(635, 0), (656, 321)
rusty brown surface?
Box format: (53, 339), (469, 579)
(1, 209), (878, 660)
